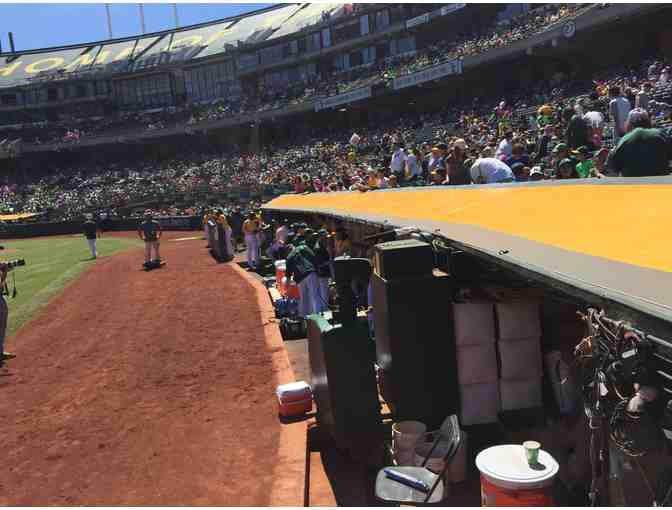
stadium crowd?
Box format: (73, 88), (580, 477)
(1, 3), (589, 147)
(0, 21), (671, 221)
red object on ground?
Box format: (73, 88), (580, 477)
(0, 231), (305, 506)
(277, 381), (313, 417)
(479, 475), (555, 507)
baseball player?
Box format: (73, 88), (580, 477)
(0, 264), (14, 368)
(203, 209), (211, 247)
(216, 209), (234, 259)
(82, 213), (100, 259)
(242, 211), (260, 270)
(138, 210), (162, 265)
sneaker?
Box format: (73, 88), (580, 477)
(2, 352), (15, 360)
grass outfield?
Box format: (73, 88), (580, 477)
(0, 235), (142, 337)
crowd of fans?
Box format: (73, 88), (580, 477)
(0, 3), (590, 147)
(0, 9), (671, 222)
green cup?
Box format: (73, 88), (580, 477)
(523, 441), (541, 466)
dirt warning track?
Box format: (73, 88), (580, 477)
(0, 233), (304, 506)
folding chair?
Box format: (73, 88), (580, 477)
(375, 415), (462, 505)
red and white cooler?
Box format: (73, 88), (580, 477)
(276, 381), (313, 417)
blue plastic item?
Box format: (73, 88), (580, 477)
(383, 468), (430, 493)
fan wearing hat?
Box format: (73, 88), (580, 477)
(427, 144), (446, 175)
(137, 210), (162, 265)
(556, 158), (579, 180)
(552, 143), (577, 174)
(575, 146), (595, 178)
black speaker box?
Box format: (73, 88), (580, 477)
(307, 314), (382, 450)
(373, 239), (434, 280)
(372, 272), (459, 429)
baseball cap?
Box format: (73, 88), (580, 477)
(552, 143), (568, 154)
(559, 158), (574, 167)
(529, 167), (544, 180)
(576, 146), (591, 155)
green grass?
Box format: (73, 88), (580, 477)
(0, 235), (142, 337)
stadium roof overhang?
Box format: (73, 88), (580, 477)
(0, 2), (357, 89)
(263, 178), (672, 337)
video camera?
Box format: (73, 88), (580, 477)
(1, 259), (26, 270)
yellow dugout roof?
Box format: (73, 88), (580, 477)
(264, 178), (672, 324)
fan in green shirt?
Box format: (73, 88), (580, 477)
(575, 146), (595, 178)
(608, 127), (672, 177)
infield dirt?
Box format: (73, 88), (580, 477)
(0, 232), (305, 505)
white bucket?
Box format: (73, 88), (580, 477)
(414, 430), (468, 484)
(392, 421), (426, 466)
(476, 444), (559, 506)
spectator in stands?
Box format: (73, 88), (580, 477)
(446, 139), (472, 185)
(556, 158), (580, 180)
(529, 166), (545, 181)
(575, 146), (596, 178)
(390, 142), (407, 180)
(496, 131), (514, 160)
(552, 143), (576, 174)
(427, 145), (445, 174)
(609, 85), (632, 142)
(564, 106), (591, 150)
(405, 147), (422, 181)
(534, 125), (554, 163)
(470, 157), (514, 184)
(584, 98), (605, 149)
(506, 143), (531, 169)
(608, 109), (672, 177)
(510, 162), (530, 182)
(636, 82), (652, 111)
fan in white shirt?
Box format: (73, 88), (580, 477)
(390, 145), (407, 175)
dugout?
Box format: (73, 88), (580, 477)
(263, 179), (672, 506)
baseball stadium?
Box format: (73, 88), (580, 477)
(2, 2), (672, 506)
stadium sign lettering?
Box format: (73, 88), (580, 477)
(314, 86), (372, 112)
(406, 13), (429, 29)
(441, 4), (466, 16)
(25, 57), (65, 74)
(392, 59), (463, 90)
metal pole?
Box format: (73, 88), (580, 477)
(8, 32), (15, 53)
(105, 4), (113, 38)
(172, 4), (180, 28)
(139, 4), (146, 34)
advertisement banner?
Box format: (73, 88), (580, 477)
(441, 4), (466, 16)
(392, 59), (463, 91)
(406, 13), (429, 29)
(314, 86), (372, 112)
